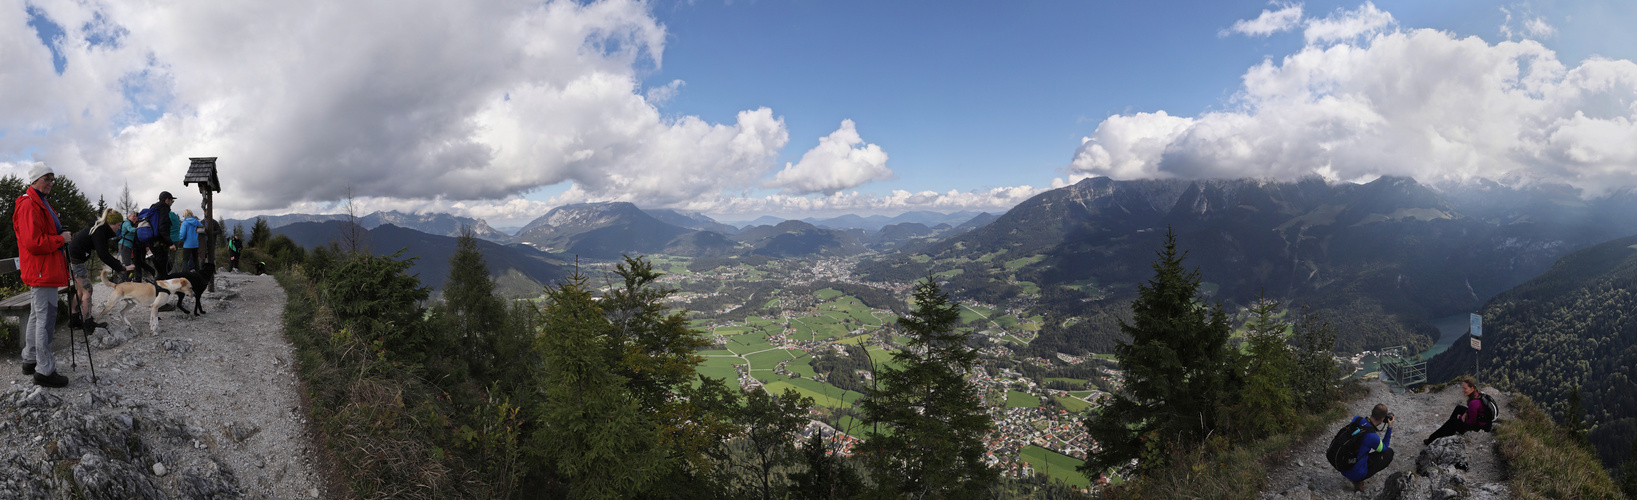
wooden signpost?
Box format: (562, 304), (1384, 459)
(182, 157), (221, 291)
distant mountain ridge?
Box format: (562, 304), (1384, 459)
(272, 221), (567, 298)
(867, 175), (1637, 355)
(228, 211), (509, 241)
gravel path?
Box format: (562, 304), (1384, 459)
(0, 271), (322, 499)
(1261, 380), (1512, 499)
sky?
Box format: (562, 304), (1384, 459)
(2, 0), (1635, 227)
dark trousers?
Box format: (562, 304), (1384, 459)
(151, 245), (171, 277)
(1426, 406), (1488, 443)
(182, 248), (199, 272)
(1361, 448), (1394, 481)
(229, 251), (240, 271)
(125, 243), (155, 282)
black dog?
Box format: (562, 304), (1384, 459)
(157, 265), (215, 317)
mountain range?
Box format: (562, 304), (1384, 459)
(861, 176), (1637, 354)
(272, 221), (567, 298)
(228, 211), (510, 241)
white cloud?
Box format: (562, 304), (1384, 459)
(1223, 3), (1304, 38)
(1500, 6), (1558, 40)
(767, 119), (892, 195)
(700, 185), (1044, 216)
(1071, 21), (1637, 196)
(1303, 2), (1394, 44)
(0, 0), (791, 213)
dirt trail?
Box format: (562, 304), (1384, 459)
(1261, 381), (1512, 499)
(0, 272), (322, 499)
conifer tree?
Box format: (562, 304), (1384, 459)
(442, 226), (508, 380)
(730, 388), (815, 500)
(1079, 227), (1234, 476)
(531, 272), (669, 499)
(250, 217), (271, 248)
(856, 277), (996, 498)
(1224, 296), (1296, 439)
(791, 434), (863, 500)
(1289, 305), (1341, 409)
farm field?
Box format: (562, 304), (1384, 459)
(1006, 391), (1041, 408)
(1019, 446), (1090, 487)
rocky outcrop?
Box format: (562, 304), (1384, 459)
(1370, 437), (1510, 500)
(0, 385), (240, 498)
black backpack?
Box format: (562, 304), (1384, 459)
(1325, 419), (1373, 471)
(1476, 393), (1499, 425)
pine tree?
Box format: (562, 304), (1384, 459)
(730, 388), (814, 500)
(1223, 296), (1296, 440)
(117, 181), (137, 216)
(1079, 227), (1234, 476)
(442, 226), (507, 380)
(1565, 386), (1587, 445)
(530, 272), (669, 499)
(1289, 305), (1341, 410)
(791, 434), (863, 500)
(250, 217), (271, 248)
(856, 277), (996, 498)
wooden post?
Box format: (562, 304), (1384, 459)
(184, 157), (221, 291)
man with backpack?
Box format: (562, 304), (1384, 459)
(140, 191), (176, 277)
(1328, 403), (1395, 492)
(1425, 376), (1496, 444)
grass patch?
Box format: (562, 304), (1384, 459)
(1006, 391), (1041, 408)
(695, 357), (742, 385)
(1053, 395), (1091, 413)
(1496, 394), (1625, 499)
(1046, 377), (1087, 386)
(746, 349), (802, 369)
(815, 288), (844, 300)
(764, 380), (849, 409)
(1003, 254), (1046, 271)
(909, 254), (932, 263)
(835, 334), (872, 345)
(1020, 446), (1090, 487)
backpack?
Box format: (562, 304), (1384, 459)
(1476, 393), (1499, 425)
(135, 207), (162, 243)
(1325, 419), (1373, 472)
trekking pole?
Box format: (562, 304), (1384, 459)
(61, 247), (96, 384)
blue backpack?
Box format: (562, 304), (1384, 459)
(135, 207), (163, 244)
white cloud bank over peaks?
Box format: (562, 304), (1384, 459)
(1076, 3), (1637, 195)
(0, 0), (791, 213)
(767, 120), (893, 195)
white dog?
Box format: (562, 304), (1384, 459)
(97, 277), (192, 334)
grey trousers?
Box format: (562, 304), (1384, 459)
(22, 287), (58, 376)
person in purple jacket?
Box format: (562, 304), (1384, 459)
(1425, 376), (1490, 444)
(1343, 404), (1395, 491)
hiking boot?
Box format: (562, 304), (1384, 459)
(21, 363), (35, 375)
(81, 316), (107, 329)
(68, 316), (82, 328)
(33, 372), (68, 388)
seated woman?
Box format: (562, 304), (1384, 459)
(1424, 376), (1491, 445)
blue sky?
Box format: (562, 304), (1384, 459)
(640, 0), (1637, 202)
(4, 0), (1636, 225)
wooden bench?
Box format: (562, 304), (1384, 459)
(0, 258), (73, 349)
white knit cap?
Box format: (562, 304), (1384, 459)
(26, 162), (53, 183)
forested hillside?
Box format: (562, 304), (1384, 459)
(1428, 233), (1637, 473)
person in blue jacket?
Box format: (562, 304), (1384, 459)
(179, 209), (202, 271)
(1343, 404), (1396, 491)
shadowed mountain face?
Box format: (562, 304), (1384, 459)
(274, 221), (567, 297)
(1426, 233), (1637, 472)
(511, 202), (695, 259)
(644, 208), (740, 236)
(873, 176), (1637, 354)
(732, 220), (866, 258)
(227, 211), (509, 241)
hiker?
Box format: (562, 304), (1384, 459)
(119, 211), (152, 282)
(12, 163), (71, 388)
(168, 208), (182, 271)
(179, 209), (202, 272)
(1339, 404), (1395, 491)
(146, 191), (176, 276)
(227, 235), (241, 272)
(1424, 376), (1494, 444)
(67, 208), (123, 329)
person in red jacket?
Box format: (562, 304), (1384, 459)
(13, 163), (72, 388)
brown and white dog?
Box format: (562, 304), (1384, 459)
(97, 277), (193, 334)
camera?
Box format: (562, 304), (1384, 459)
(1387, 412), (1395, 423)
